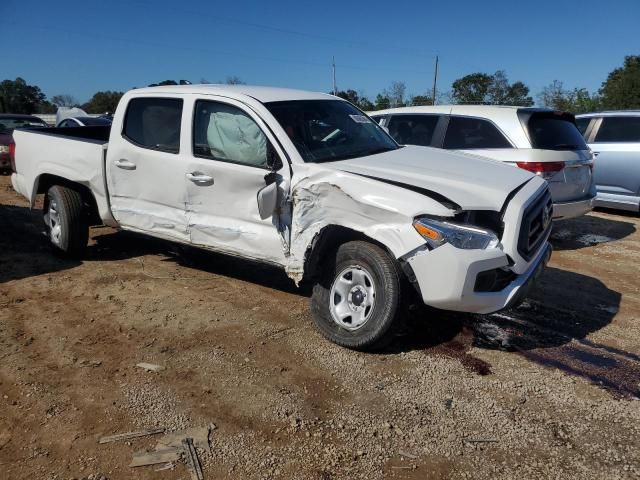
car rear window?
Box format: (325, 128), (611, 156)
(387, 114), (439, 146)
(525, 113), (588, 150)
(443, 116), (512, 149)
(594, 116), (640, 143)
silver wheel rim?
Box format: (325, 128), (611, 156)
(46, 198), (62, 246)
(329, 265), (376, 330)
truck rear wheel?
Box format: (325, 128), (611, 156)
(310, 240), (402, 351)
(43, 185), (89, 257)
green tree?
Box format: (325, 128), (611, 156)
(538, 81), (600, 113)
(82, 91), (124, 114)
(599, 55), (640, 110)
(451, 73), (493, 104)
(452, 71), (533, 106)
(335, 89), (374, 111)
(0, 77), (48, 114)
(409, 94), (433, 106)
(373, 94), (390, 110)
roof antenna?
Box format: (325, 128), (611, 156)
(179, 80), (192, 85)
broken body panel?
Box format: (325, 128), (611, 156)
(11, 85), (551, 315)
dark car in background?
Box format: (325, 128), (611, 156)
(0, 114), (49, 173)
(56, 116), (113, 128)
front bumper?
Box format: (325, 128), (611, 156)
(552, 195), (595, 220)
(406, 241), (551, 314)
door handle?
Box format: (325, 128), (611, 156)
(592, 151), (600, 157)
(186, 172), (214, 184)
(114, 159), (137, 170)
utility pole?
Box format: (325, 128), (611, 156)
(332, 56), (337, 96)
(432, 55), (439, 105)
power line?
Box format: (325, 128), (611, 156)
(117, 0), (440, 62)
(7, 22), (433, 77)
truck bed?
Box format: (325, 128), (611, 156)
(11, 126), (116, 226)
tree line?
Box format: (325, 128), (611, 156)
(1, 55), (638, 116)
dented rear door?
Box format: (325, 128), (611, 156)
(106, 95), (191, 241)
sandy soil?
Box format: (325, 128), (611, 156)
(0, 174), (638, 479)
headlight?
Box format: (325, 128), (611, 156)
(0, 145), (9, 154)
(413, 217), (499, 250)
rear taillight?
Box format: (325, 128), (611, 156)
(9, 142), (16, 173)
(516, 161), (564, 179)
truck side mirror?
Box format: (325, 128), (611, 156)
(257, 181), (278, 219)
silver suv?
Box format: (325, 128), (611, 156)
(370, 106), (596, 220)
(576, 111), (640, 212)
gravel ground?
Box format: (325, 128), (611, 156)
(0, 174), (639, 479)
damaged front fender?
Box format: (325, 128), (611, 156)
(284, 168), (456, 283)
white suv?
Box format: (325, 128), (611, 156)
(370, 105), (596, 220)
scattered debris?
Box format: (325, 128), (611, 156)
(130, 447), (182, 467)
(136, 362), (165, 372)
(398, 450), (417, 459)
(98, 427), (165, 444)
(183, 437), (204, 480)
(154, 462), (176, 471)
(79, 359), (102, 368)
(391, 465), (413, 470)
(157, 426), (211, 453)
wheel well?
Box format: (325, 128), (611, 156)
(302, 225), (392, 283)
(36, 174), (101, 225)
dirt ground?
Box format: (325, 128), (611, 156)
(0, 173), (639, 480)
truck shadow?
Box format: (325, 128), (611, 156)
(0, 204), (81, 283)
(550, 213), (636, 251)
(395, 267), (639, 398)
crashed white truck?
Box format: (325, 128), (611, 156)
(11, 85), (553, 350)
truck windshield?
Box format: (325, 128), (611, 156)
(265, 100), (398, 163)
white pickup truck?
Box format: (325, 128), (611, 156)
(11, 85), (552, 350)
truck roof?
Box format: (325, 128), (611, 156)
(130, 84), (335, 103)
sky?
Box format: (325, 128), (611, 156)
(2, 0), (639, 104)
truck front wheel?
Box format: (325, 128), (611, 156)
(310, 240), (402, 350)
(43, 185), (89, 257)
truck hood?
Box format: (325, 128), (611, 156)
(323, 145), (534, 211)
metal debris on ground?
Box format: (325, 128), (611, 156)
(156, 426), (211, 453)
(130, 447), (182, 467)
(98, 427), (165, 444)
(182, 437), (204, 480)
(136, 362), (165, 372)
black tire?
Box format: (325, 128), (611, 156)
(43, 185), (89, 257)
(310, 241), (403, 351)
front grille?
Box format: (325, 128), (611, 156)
(518, 187), (552, 261)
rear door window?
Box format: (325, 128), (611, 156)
(123, 97), (183, 153)
(594, 116), (640, 143)
(575, 117), (591, 137)
(526, 113), (588, 150)
(443, 116), (512, 149)
(387, 114), (439, 146)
